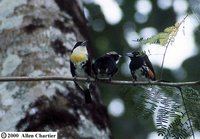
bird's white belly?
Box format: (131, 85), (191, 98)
(75, 66), (87, 77)
(74, 65), (89, 90)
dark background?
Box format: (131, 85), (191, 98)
(84, 0), (200, 138)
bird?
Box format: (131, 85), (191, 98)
(126, 51), (156, 81)
(70, 41), (92, 103)
(92, 51), (121, 80)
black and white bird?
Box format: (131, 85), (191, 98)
(126, 51), (156, 81)
(92, 51), (121, 80)
(70, 41), (92, 103)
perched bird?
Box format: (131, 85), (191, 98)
(92, 51), (121, 80)
(70, 41), (92, 103)
(126, 51), (156, 81)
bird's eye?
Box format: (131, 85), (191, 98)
(81, 61), (86, 66)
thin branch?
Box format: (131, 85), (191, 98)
(178, 87), (195, 139)
(0, 76), (200, 87)
(160, 40), (170, 79)
(160, 15), (188, 79)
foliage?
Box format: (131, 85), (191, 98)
(182, 87), (200, 131)
(137, 22), (181, 46)
(122, 85), (200, 139)
(135, 15), (187, 46)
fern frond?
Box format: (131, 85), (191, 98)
(181, 87), (200, 131)
(143, 86), (196, 138)
(121, 84), (199, 139)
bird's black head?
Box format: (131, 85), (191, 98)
(126, 51), (145, 59)
(106, 51), (122, 63)
(72, 41), (87, 51)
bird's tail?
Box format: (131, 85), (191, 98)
(83, 89), (92, 103)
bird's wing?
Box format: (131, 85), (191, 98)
(70, 61), (76, 77)
(144, 55), (156, 80)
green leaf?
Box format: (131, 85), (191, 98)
(137, 21), (182, 46)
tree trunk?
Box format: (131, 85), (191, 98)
(0, 0), (111, 138)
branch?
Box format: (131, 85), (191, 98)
(160, 39), (170, 79)
(0, 76), (200, 87)
(160, 15), (188, 79)
(178, 87), (196, 139)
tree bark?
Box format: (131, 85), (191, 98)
(0, 0), (111, 138)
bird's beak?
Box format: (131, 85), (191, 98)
(119, 54), (122, 58)
(125, 53), (133, 57)
(82, 41), (88, 46)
